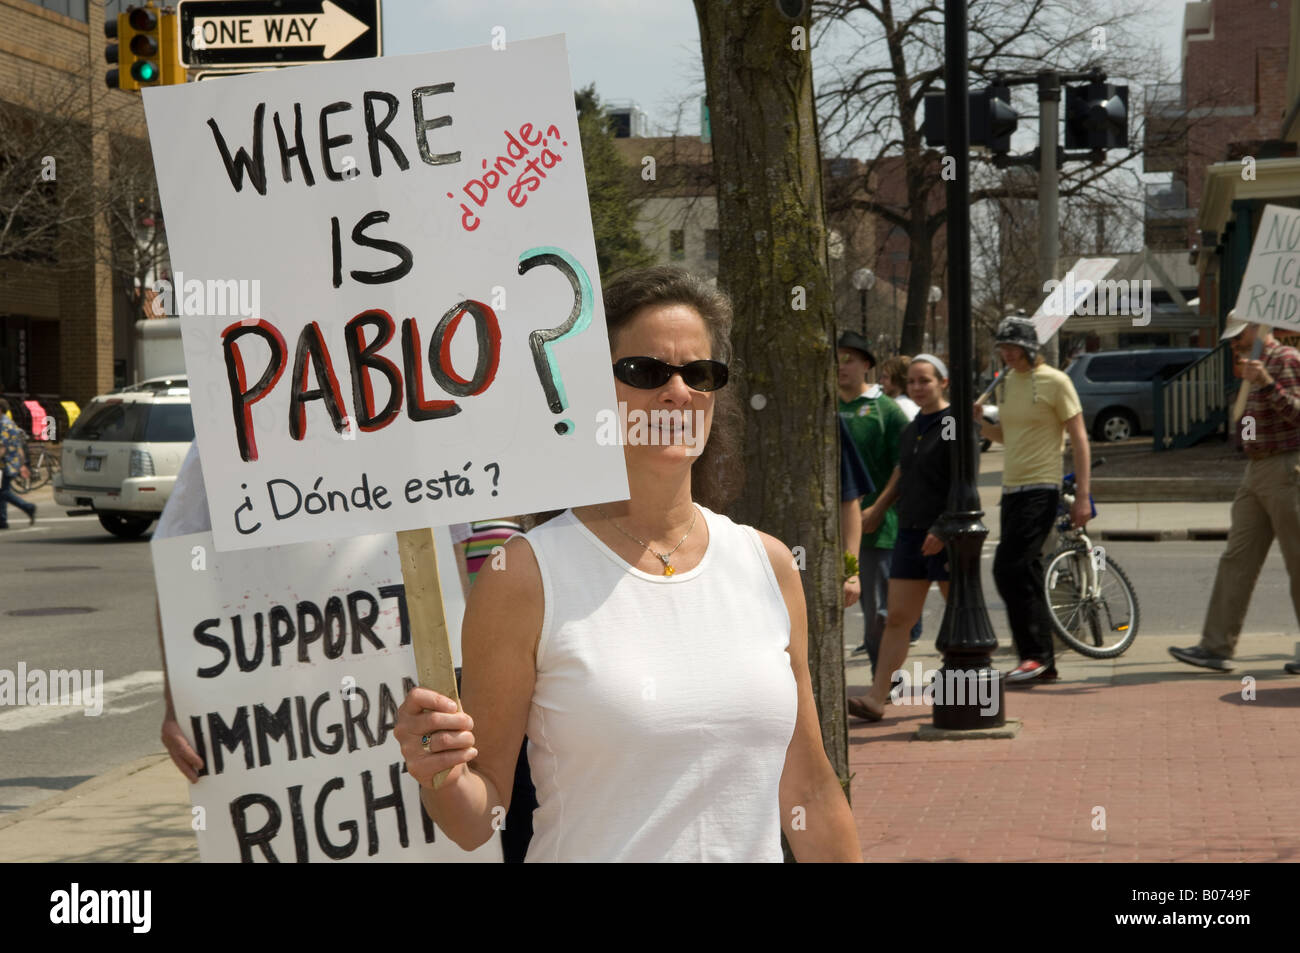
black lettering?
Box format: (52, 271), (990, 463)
(348, 211), (413, 285)
(230, 792), (281, 862)
(207, 706), (254, 774)
(287, 783), (310, 862)
(361, 762), (408, 856)
(347, 590), (384, 653)
(362, 90), (410, 176)
(379, 584), (411, 646)
(193, 618), (230, 678)
(309, 690), (343, 754)
(208, 103), (268, 195)
(269, 604), (296, 666)
(323, 596), (346, 659)
(314, 777), (359, 860)
(297, 600), (323, 662)
(253, 697), (298, 767)
(232, 613), (265, 672)
(273, 102), (315, 186)
(411, 83), (460, 165)
(342, 686), (376, 752)
(319, 100), (354, 182)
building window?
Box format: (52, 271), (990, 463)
(704, 229), (719, 260)
(669, 229), (685, 261)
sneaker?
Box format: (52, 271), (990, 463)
(850, 643), (870, 656)
(1005, 659), (1051, 684)
(1283, 659), (1300, 675)
(1168, 645), (1234, 672)
(27, 504), (36, 527)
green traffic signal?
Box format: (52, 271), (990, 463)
(131, 61), (159, 83)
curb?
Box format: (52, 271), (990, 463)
(0, 753), (171, 833)
(1098, 528), (1229, 542)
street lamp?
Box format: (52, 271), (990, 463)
(928, 284), (942, 354)
(851, 267), (876, 338)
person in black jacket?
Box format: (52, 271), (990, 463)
(848, 354), (970, 721)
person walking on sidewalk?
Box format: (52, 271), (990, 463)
(838, 331), (915, 668)
(0, 398), (37, 529)
(879, 355), (921, 421)
(1169, 315), (1300, 674)
(974, 316), (1092, 685)
(849, 355), (971, 720)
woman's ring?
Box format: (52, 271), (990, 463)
(421, 733), (432, 753)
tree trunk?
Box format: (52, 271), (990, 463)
(694, 1), (848, 795)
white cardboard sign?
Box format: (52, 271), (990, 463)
(1031, 257), (1120, 341)
(141, 36), (627, 551)
(152, 530), (499, 863)
(1233, 203), (1300, 331)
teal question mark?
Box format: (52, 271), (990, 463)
(518, 246), (593, 435)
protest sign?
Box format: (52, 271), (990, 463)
(1030, 257), (1120, 341)
(141, 36), (628, 552)
(1233, 203), (1300, 332)
(152, 530), (498, 862)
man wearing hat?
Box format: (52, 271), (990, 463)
(1170, 312), (1300, 674)
(838, 331), (911, 669)
(974, 315), (1091, 684)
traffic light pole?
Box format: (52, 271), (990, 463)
(1038, 73), (1060, 368)
(931, 0), (1005, 731)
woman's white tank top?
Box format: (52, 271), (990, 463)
(519, 505), (798, 862)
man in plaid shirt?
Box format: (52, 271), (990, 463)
(1170, 314), (1300, 673)
(0, 397), (38, 529)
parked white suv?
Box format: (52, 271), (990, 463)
(52, 379), (193, 538)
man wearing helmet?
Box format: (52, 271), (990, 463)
(974, 315), (1092, 684)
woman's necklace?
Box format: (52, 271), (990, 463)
(596, 505), (698, 576)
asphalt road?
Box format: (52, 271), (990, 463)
(1, 498), (1296, 816)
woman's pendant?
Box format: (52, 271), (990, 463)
(658, 553), (675, 576)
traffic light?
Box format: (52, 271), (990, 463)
(125, 6), (162, 88)
(105, 6), (185, 92)
(104, 13), (122, 90)
(923, 86), (1019, 153)
(1064, 82), (1129, 150)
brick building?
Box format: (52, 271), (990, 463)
(0, 0), (148, 407)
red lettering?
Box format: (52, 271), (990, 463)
(221, 320), (288, 462)
(344, 310), (402, 432)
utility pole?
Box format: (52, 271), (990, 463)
(1038, 73), (1060, 368)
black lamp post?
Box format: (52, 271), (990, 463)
(930, 0), (1005, 730)
(852, 267), (876, 339)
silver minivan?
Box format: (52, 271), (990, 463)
(52, 381), (193, 537)
(1065, 348), (1211, 441)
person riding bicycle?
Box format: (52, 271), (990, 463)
(973, 315), (1091, 685)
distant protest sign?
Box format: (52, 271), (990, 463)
(1233, 204), (1300, 332)
(152, 531), (499, 863)
(141, 36), (627, 551)
(1031, 257), (1120, 340)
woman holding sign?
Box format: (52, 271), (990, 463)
(397, 267), (861, 862)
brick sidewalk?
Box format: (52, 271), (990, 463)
(847, 634), (1300, 862)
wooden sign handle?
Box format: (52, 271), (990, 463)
(396, 527), (461, 789)
(1231, 330), (1266, 425)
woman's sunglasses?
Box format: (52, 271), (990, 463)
(612, 356), (729, 392)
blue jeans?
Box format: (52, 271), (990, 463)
(0, 470), (35, 528)
(859, 544), (922, 674)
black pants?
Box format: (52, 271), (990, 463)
(993, 489), (1059, 666)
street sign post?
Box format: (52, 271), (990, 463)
(177, 0), (379, 69)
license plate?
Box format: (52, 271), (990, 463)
(84, 456), (102, 472)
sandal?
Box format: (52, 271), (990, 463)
(847, 695), (885, 722)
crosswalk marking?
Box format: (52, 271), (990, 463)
(0, 670), (164, 731)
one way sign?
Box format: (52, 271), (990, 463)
(178, 0), (380, 69)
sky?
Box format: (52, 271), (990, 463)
(381, 0), (1199, 142)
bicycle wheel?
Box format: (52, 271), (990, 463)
(15, 453), (50, 493)
(1044, 548), (1140, 658)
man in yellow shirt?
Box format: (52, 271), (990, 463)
(974, 316), (1092, 684)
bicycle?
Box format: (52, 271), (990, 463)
(1042, 458), (1141, 658)
(14, 442), (59, 494)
